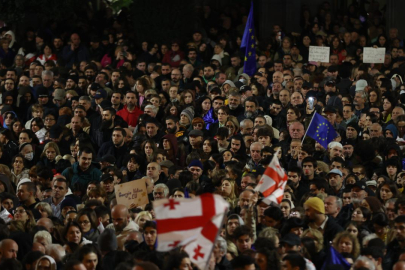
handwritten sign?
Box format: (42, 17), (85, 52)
(115, 179), (149, 208)
(363, 47), (386, 63)
(308, 46), (330, 63)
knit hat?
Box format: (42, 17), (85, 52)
(222, 80), (235, 88)
(304, 197), (325, 214)
(181, 107), (195, 124)
(188, 159), (203, 169)
(60, 197), (77, 211)
(67, 74), (78, 85)
(98, 228), (118, 252)
(37, 86), (49, 97)
(347, 122), (361, 134)
(211, 54), (222, 66)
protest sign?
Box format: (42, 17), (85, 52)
(363, 47), (386, 63)
(309, 46), (330, 63)
(115, 179), (149, 208)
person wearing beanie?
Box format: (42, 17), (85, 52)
(345, 122), (360, 141)
(180, 106), (194, 129)
(304, 197), (343, 249)
(188, 159), (203, 181)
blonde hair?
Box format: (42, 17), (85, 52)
(302, 228), (324, 252)
(34, 230), (52, 246)
(41, 142), (61, 158)
(332, 231), (361, 259)
(135, 211), (152, 224)
(35, 202), (53, 217)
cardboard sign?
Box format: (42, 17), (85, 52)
(363, 47), (386, 63)
(308, 46), (330, 63)
(115, 179), (149, 208)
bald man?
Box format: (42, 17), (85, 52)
(394, 261), (405, 270)
(0, 239), (18, 261)
(107, 204), (139, 250)
(37, 218), (54, 233)
(32, 242), (46, 254)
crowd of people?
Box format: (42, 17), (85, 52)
(0, 1), (403, 270)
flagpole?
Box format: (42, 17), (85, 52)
(301, 112), (316, 145)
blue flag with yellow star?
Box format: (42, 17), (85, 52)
(305, 112), (338, 149)
(241, 1), (256, 76)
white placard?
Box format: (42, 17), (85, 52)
(363, 47), (386, 63)
(308, 46), (330, 63)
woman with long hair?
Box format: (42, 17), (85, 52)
(36, 142), (61, 170)
(12, 206), (36, 232)
(135, 77), (151, 106)
(142, 139), (158, 163)
(332, 231), (360, 260)
(368, 88), (382, 107)
(330, 36), (347, 64)
(11, 154), (29, 185)
(221, 179), (238, 210)
(75, 209), (100, 242)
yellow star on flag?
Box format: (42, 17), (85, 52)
(249, 29), (252, 33)
(251, 35), (254, 40)
(248, 52), (252, 56)
(251, 44), (254, 48)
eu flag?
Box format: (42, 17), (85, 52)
(305, 112), (338, 149)
(241, 1), (256, 76)
(321, 246), (351, 270)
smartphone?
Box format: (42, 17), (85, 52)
(308, 97), (314, 110)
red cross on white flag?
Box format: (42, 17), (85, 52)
(153, 193), (229, 269)
(254, 155), (288, 205)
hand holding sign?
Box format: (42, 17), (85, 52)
(309, 46), (330, 63)
(363, 47), (386, 63)
(115, 179), (149, 208)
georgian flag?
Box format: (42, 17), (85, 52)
(154, 193), (229, 269)
(255, 155), (288, 205)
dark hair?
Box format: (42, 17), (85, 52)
(63, 221), (83, 243)
(31, 117), (44, 129)
(76, 208), (98, 230)
(78, 147), (93, 157)
(74, 244), (102, 270)
(143, 220), (156, 231)
(231, 255), (256, 269)
(302, 156), (317, 168)
(164, 250), (190, 270)
(288, 166), (302, 176)
(203, 138), (219, 154)
(283, 252), (306, 270)
(233, 225), (254, 240)
(264, 206), (284, 221)
(113, 127), (127, 138)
